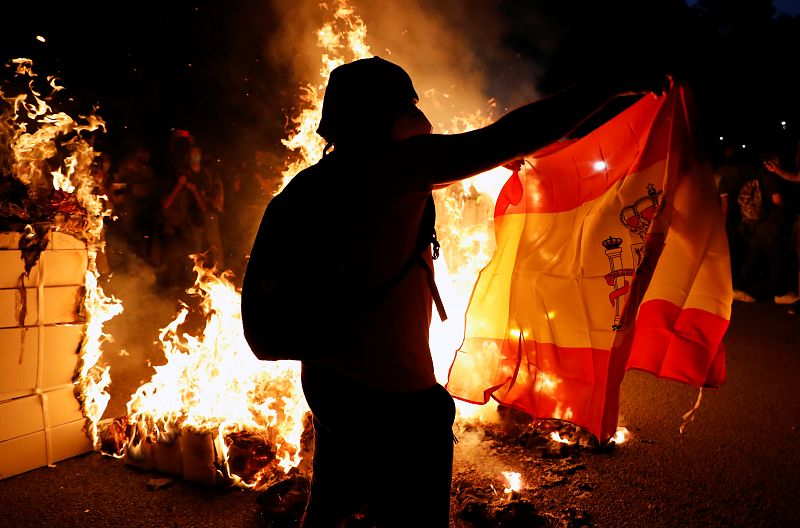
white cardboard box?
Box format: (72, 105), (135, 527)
(0, 231), (93, 479)
(0, 324), (84, 400)
(0, 390), (91, 479)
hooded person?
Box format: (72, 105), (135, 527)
(242, 56), (666, 527)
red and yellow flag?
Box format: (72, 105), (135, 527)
(446, 85), (731, 442)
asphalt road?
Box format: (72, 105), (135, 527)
(573, 300), (800, 527)
(0, 300), (798, 528)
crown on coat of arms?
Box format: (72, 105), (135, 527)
(619, 184), (662, 240)
(601, 236), (624, 250)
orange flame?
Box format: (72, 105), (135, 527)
(611, 426), (629, 444)
(280, 0), (372, 189)
(126, 260), (307, 483)
(122, 1), (375, 488)
(122, 4), (508, 478)
(501, 470), (523, 494)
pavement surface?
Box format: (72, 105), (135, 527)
(0, 295), (798, 527)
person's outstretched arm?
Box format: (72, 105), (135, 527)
(764, 160), (800, 182)
(396, 76), (664, 189)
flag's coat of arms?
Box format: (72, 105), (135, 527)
(604, 183), (663, 329)
(447, 86), (731, 442)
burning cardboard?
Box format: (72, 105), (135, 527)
(0, 60), (121, 478)
(114, 259), (313, 489)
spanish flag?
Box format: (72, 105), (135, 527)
(446, 85), (731, 442)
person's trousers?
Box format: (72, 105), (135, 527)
(300, 365), (456, 528)
(735, 221), (791, 296)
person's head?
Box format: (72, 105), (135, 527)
(317, 57), (431, 151)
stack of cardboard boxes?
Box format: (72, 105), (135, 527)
(0, 230), (93, 479)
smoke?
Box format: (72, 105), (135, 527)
(265, 0), (544, 133)
(100, 250), (185, 419)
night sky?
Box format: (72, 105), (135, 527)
(2, 0), (799, 173)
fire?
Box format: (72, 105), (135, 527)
(276, 2), (510, 421)
(119, 0), (508, 486)
(549, 426), (629, 447)
(125, 260), (307, 485)
(501, 470), (523, 494)
(1, 58), (122, 447)
(611, 426), (629, 444)
(280, 0), (372, 189)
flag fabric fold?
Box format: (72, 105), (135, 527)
(446, 85), (731, 442)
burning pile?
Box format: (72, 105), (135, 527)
(0, 58), (121, 477)
(113, 259), (311, 489)
(1, 59), (106, 239)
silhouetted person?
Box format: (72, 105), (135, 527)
(764, 144), (800, 309)
(716, 146), (758, 283)
(732, 158), (798, 303)
(242, 57), (665, 527)
(93, 152), (114, 275)
(192, 147), (225, 267)
(161, 145), (208, 287)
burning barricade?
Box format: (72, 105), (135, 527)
(101, 258), (313, 490)
(0, 59), (121, 478)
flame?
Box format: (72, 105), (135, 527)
(279, 0), (372, 189)
(501, 470), (522, 494)
(549, 431), (571, 445)
(611, 426), (629, 444)
(121, 0), (375, 488)
(76, 269), (124, 446)
(126, 260), (307, 484)
(1, 59), (122, 447)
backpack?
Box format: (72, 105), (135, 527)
(737, 178), (763, 222)
(241, 164), (446, 362)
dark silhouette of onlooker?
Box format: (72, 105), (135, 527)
(161, 144), (208, 287)
(92, 152), (114, 275)
(159, 141), (226, 286)
(731, 148), (799, 304)
(764, 142), (800, 311)
(194, 147), (225, 267)
(716, 146), (757, 291)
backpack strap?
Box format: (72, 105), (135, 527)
(367, 194), (448, 321)
(417, 197), (448, 322)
